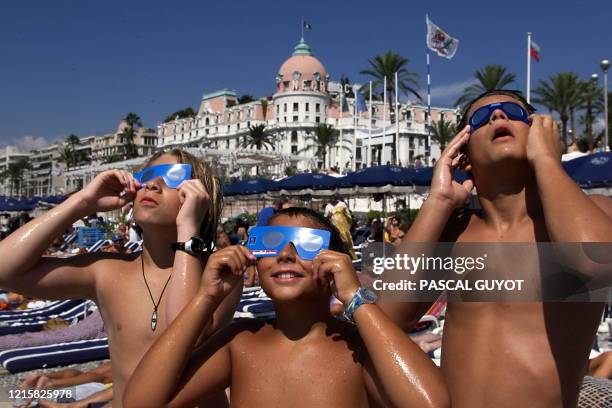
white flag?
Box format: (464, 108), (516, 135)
(426, 16), (459, 59)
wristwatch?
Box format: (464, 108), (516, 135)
(171, 237), (207, 255)
(343, 287), (378, 323)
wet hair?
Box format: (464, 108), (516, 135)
(143, 149), (223, 251)
(457, 89), (536, 131)
(268, 207), (350, 256)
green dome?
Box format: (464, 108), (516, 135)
(292, 38), (312, 56)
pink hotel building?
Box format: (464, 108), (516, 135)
(157, 39), (458, 172)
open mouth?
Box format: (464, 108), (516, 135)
(492, 126), (514, 141)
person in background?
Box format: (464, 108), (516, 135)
(256, 197), (288, 226)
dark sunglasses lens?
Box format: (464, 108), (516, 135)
(470, 107), (490, 127)
(503, 103), (525, 119)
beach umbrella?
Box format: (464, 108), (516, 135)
(276, 173), (339, 192)
(341, 165), (414, 188)
(563, 152), (612, 188)
(225, 178), (276, 196)
(408, 167), (469, 186)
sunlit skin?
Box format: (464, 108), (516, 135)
(0, 153), (240, 408)
(123, 214), (450, 408)
(379, 94), (612, 407)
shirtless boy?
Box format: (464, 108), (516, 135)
(0, 149), (240, 407)
(124, 207), (449, 408)
(379, 90), (612, 407)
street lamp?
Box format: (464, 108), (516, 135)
(601, 59), (610, 151)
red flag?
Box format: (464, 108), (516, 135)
(530, 41), (541, 62)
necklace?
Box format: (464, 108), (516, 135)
(141, 255), (172, 331)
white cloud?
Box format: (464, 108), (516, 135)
(430, 78), (477, 102)
(593, 117), (605, 133)
(0, 135), (60, 152)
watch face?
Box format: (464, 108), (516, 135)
(190, 238), (204, 252)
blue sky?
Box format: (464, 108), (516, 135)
(1, 0), (610, 149)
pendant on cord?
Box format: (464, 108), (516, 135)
(151, 309), (158, 331)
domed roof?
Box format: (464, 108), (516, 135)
(276, 39), (327, 92)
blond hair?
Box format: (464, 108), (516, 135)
(144, 149), (223, 251)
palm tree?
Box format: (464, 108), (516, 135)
(578, 81), (604, 149)
(532, 72), (584, 147)
(428, 115), (457, 151)
(124, 112), (142, 129)
(163, 107), (195, 123)
(360, 51), (421, 164)
(241, 124), (275, 150)
(300, 124), (349, 169)
(0, 159), (32, 196)
(455, 65), (516, 107)
(120, 112), (142, 159)
(119, 127), (138, 159)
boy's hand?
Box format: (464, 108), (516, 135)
(200, 246), (255, 304)
(79, 170), (140, 213)
(429, 125), (474, 210)
(175, 179), (210, 238)
(313, 250), (360, 305)
(527, 114), (563, 166)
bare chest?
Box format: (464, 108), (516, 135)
(229, 338), (369, 408)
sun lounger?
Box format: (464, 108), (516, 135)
(0, 338), (109, 373)
(0, 300), (95, 335)
(234, 287), (275, 319)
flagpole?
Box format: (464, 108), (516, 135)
(527, 32), (532, 104)
(382, 76), (387, 166)
(301, 19), (304, 40)
(426, 50), (432, 162)
(368, 80), (372, 167)
(339, 89), (344, 172)
(352, 87), (357, 171)
(395, 71), (399, 166)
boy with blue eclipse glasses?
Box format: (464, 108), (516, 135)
(124, 207), (449, 408)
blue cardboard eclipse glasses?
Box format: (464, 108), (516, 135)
(133, 164), (192, 189)
(469, 102), (531, 131)
(247, 226), (331, 261)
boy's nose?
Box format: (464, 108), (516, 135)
(144, 177), (163, 191)
(489, 108), (509, 123)
(277, 243), (297, 263)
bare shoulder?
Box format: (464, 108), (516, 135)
(87, 252), (141, 285)
(589, 194), (612, 218)
(219, 318), (269, 347)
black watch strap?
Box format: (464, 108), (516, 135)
(171, 237), (206, 254)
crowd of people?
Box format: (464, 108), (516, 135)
(0, 90), (610, 407)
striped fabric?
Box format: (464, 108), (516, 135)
(234, 287), (275, 319)
(0, 338), (109, 373)
(0, 300), (95, 336)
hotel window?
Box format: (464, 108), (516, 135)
(215, 127), (218, 133)
(227, 125), (230, 132)
(291, 145), (298, 154)
(356, 148), (362, 160)
(315, 116), (321, 123)
(205, 118), (210, 126)
(276, 105), (280, 115)
(293, 116), (298, 122)
(247, 121), (250, 128)
(304, 80), (312, 90)
(205, 129), (209, 135)
(283, 104), (287, 113)
(291, 131), (298, 143)
(315, 103), (320, 113)
(237, 123), (240, 130)
(305, 103), (310, 112)
(293, 102), (298, 112)
(226, 140), (230, 149)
